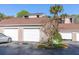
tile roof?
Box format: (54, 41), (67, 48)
(0, 17), (79, 30)
(0, 17), (49, 26)
(59, 24), (79, 29)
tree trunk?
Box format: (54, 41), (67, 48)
(53, 13), (59, 32)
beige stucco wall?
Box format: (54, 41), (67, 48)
(0, 27), (4, 33)
(64, 18), (71, 24)
(29, 15), (45, 18)
(29, 15), (37, 18)
(72, 32), (76, 41)
(18, 27), (23, 42)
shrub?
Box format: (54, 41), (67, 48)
(38, 30), (68, 49)
(52, 31), (63, 48)
(38, 44), (46, 48)
(53, 31), (62, 44)
(38, 43), (53, 49)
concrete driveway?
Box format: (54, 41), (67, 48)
(0, 41), (79, 55)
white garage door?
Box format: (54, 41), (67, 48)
(3, 28), (18, 41)
(60, 32), (72, 40)
(76, 33), (79, 41)
(23, 29), (40, 42)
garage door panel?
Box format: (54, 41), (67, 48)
(23, 29), (40, 42)
(60, 32), (72, 39)
(77, 33), (79, 41)
(3, 29), (18, 41)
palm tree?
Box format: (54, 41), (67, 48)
(50, 4), (63, 31)
(38, 5), (64, 48)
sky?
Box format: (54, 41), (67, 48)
(0, 4), (79, 16)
